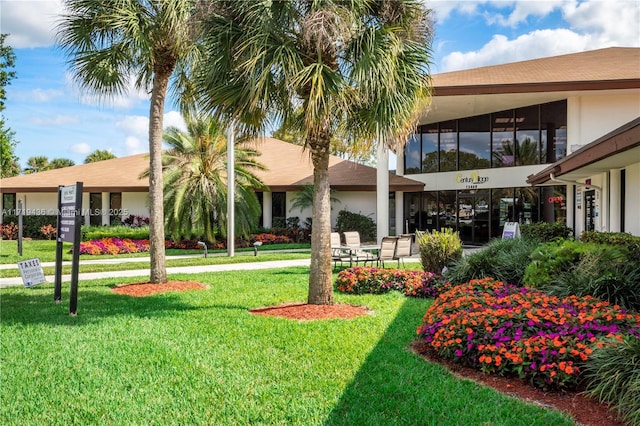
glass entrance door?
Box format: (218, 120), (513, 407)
(457, 192), (490, 245)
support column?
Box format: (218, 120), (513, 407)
(395, 191), (404, 235)
(227, 122), (235, 257)
(376, 138), (389, 244)
(101, 192), (109, 226)
(262, 192), (273, 229)
(609, 170), (621, 232)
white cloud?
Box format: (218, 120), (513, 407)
(30, 88), (64, 103)
(484, 1), (564, 27)
(69, 142), (91, 155)
(439, 0), (640, 72)
(163, 111), (187, 132)
(124, 136), (145, 155)
(30, 114), (80, 126)
(1, 0), (63, 48)
(116, 115), (148, 138)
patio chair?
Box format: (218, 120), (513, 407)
(331, 232), (351, 269)
(394, 234), (413, 268)
(343, 231), (376, 265)
(377, 236), (398, 268)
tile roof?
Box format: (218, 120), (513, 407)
(0, 137), (424, 193)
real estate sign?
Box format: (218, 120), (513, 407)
(54, 182), (83, 316)
(502, 222), (521, 239)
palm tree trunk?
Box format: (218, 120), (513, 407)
(307, 128), (334, 305)
(148, 71), (170, 284)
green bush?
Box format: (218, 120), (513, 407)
(581, 231), (640, 261)
(335, 210), (376, 242)
(82, 225), (150, 241)
(538, 252), (640, 311)
(582, 336), (640, 426)
(417, 228), (463, 274)
(520, 221), (573, 242)
(2, 215), (58, 239)
(445, 237), (540, 286)
(523, 240), (597, 288)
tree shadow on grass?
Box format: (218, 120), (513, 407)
(0, 282), (224, 326)
(322, 297), (575, 426)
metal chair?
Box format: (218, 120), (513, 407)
(342, 231), (376, 265)
(394, 234), (413, 268)
(331, 232), (350, 269)
(377, 236), (398, 268)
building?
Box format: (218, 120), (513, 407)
(393, 47), (640, 244)
(1, 137), (424, 231)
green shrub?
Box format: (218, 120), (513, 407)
(539, 254), (640, 311)
(335, 210), (376, 242)
(82, 225), (150, 241)
(581, 231), (640, 261)
(523, 240), (596, 288)
(582, 336), (640, 426)
(2, 215), (58, 239)
(520, 221), (573, 242)
(445, 237), (540, 286)
(417, 228), (463, 274)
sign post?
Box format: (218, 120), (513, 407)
(54, 182), (83, 315)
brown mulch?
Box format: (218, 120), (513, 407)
(111, 280), (209, 297)
(249, 302), (371, 320)
(111, 281), (623, 426)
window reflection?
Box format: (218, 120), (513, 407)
(459, 114), (490, 170)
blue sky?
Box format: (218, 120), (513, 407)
(2, 0), (639, 170)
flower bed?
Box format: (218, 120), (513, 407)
(79, 238), (150, 255)
(416, 278), (640, 390)
(335, 266), (449, 298)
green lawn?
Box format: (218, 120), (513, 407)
(1, 268), (575, 425)
(0, 240), (311, 263)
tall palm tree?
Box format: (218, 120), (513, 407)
(195, 1), (433, 304)
(160, 114), (266, 244)
(57, 0), (206, 283)
(24, 156), (50, 174)
(85, 149), (116, 163)
(289, 184), (340, 214)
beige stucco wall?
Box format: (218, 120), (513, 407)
(567, 92), (640, 152)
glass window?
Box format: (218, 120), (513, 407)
(515, 187), (539, 224)
(404, 133), (421, 174)
(439, 121), (457, 172)
(540, 185), (567, 224)
(458, 114), (491, 170)
(439, 190), (457, 229)
(2, 193), (16, 214)
(515, 105), (540, 165)
(491, 188), (514, 238)
(541, 100), (567, 163)
(421, 124), (439, 173)
(109, 193), (122, 225)
(492, 110), (515, 167)
(272, 192), (286, 228)
(420, 191), (438, 232)
(89, 193), (102, 226)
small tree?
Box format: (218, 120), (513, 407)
(85, 149), (116, 163)
(417, 228), (463, 274)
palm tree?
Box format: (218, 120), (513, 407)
(160, 114), (266, 244)
(85, 149), (116, 163)
(195, 1), (433, 304)
(57, 0), (206, 283)
(24, 156), (50, 174)
(289, 184), (340, 214)
(49, 158), (76, 169)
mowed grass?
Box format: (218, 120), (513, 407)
(0, 240), (310, 264)
(1, 268), (575, 425)
(0, 252), (311, 278)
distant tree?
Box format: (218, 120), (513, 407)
(85, 149), (116, 163)
(0, 33), (19, 177)
(24, 156), (50, 174)
(49, 158), (75, 169)
(290, 184), (340, 214)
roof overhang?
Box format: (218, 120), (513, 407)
(527, 118), (640, 186)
